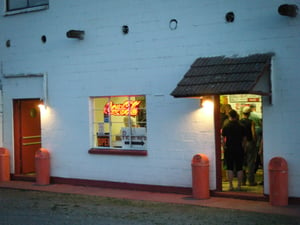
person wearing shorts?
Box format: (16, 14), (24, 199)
(222, 109), (246, 191)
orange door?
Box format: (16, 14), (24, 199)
(14, 99), (42, 174)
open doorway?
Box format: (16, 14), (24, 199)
(13, 99), (42, 177)
(219, 94), (263, 194)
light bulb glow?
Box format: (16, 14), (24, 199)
(38, 104), (47, 114)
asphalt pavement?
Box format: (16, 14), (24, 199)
(0, 180), (300, 218)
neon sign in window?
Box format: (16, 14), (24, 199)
(104, 100), (141, 116)
(91, 95), (146, 150)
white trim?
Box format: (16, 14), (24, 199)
(3, 72), (48, 107)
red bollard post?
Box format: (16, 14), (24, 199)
(191, 153), (210, 199)
(35, 148), (50, 185)
(0, 148), (10, 181)
(268, 157), (288, 206)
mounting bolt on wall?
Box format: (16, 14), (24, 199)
(122, 25), (129, 34)
(169, 19), (178, 30)
(6, 40), (11, 48)
(225, 12), (235, 23)
(41, 35), (47, 43)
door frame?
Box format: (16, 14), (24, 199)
(214, 94), (264, 194)
(214, 95), (222, 191)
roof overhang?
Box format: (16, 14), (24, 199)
(171, 53), (274, 98)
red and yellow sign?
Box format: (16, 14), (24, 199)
(104, 100), (141, 116)
(248, 98), (260, 102)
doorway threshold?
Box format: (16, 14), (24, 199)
(12, 173), (36, 182)
(212, 191), (268, 201)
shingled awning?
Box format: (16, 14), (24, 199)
(171, 53), (274, 98)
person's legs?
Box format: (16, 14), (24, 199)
(237, 170), (243, 190)
(225, 151), (234, 191)
(227, 170), (234, 190)
(247, 141), (257, 185)
(242, 155), (248, 185)
(236, 151), (244, 191)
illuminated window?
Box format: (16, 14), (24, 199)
(91, 95), (147, 150)
(6, 0), (49, 12)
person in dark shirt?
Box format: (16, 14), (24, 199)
(220, 104), (232, 128)
(222, 110), (246, 191)
(240, 106), (257, 186)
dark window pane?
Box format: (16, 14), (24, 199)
(7, 0), (49, 11)
(7, 0), (27, 11)
(29, 0), (48, 7)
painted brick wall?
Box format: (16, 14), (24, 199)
(0, 0), (299, 196)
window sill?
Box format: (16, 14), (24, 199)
(5, 5), (49, 16)
(88, 148), (147, 156)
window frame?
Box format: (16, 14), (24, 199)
(89, 95), (147, 156)
(5, 0), (49, 15)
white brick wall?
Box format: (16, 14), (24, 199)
(0, 0), (299, 196)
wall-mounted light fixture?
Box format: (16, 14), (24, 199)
(199, 96), (214, 115)
(38, 103), (47, 112)
(278, 4), (298, 17)
(66, 30), (85, 40)
(200, 96), (214, 108)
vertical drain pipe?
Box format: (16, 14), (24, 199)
(0, 63), (4, 146)
(0, 81), (3, 147)
(42, 73), (48, 108)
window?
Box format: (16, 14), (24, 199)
(6, 0), (49, 12)
(91, 95), (147, 152)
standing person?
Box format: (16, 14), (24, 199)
(249, 104), (262, 130)
(258, 138), (264, 185)
(221, 104), (232, 128)
(249, 104), (263, 170)
(240, 106), (257, 186)
(222, 110), (246, 191)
